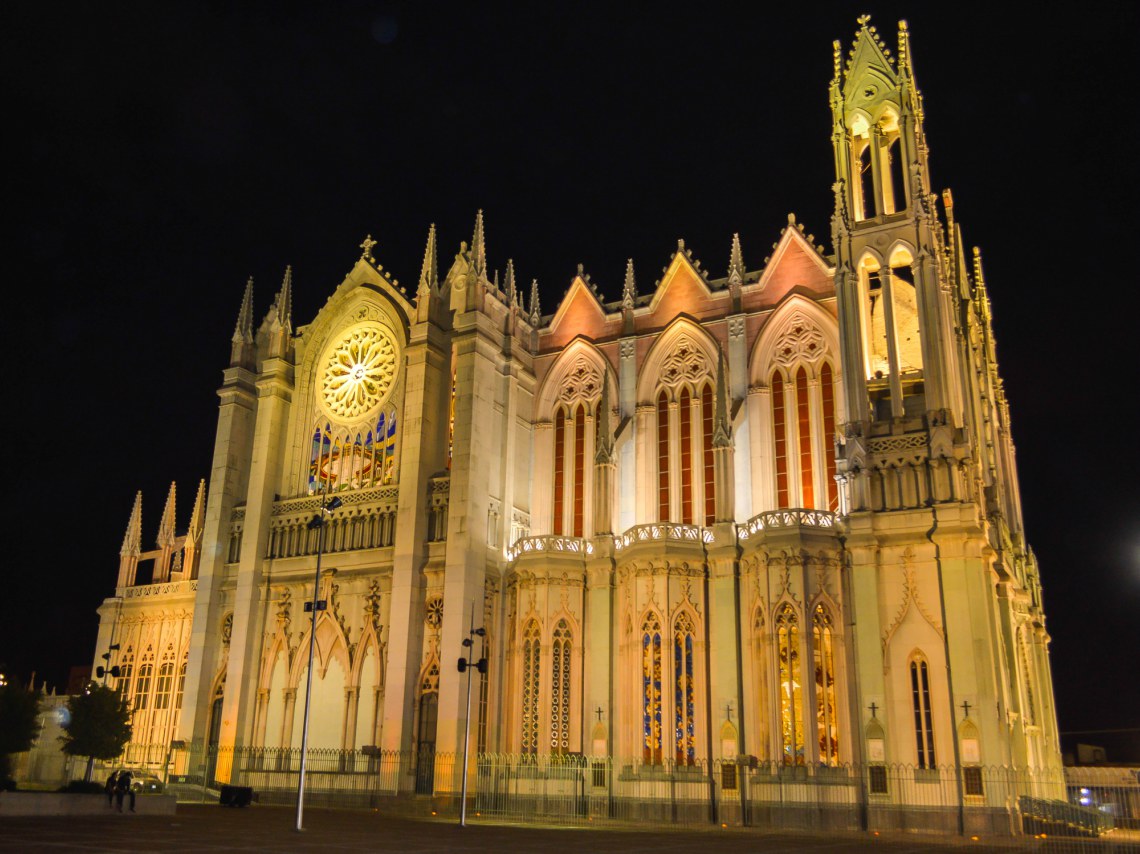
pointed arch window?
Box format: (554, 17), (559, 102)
(550, 620), (572, 754)
(573, 404), (586, 537)
(776, 605), (804, 765)
(656, 392), (670, 522)
(813, 605), (840, 764)
(521, 621), (541, 754)
(673, 613), (696, 765)
(308, 411), (398, 495)
(680, 389), (693, 523)
(909, 655), (936, 768)
(133, 662), (153, 711)
(175, 657), (187, 710)
(821, 363), (839, 511)
(701, 384), (715, 526)
(154, 661), (174, 711)
(553, 409), (566, 535)
(795, 368), (814, 508)
(642, 613), (663, 765)
(772, 372), (789, 508)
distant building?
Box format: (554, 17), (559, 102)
(92, 17), (1060, 786)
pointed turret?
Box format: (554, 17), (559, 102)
(120, 491), (142, 557)
(180, 478), (206, 580)
(117, 491), (142, 588)
(470, 210), (487, 280)
(229, 278), (255, 367)
(157, 481), (177, 548)
(263, 265), (293, 358)
(529, 279), (541, 327)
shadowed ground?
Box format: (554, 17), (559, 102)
(0, 804), (1126, 852)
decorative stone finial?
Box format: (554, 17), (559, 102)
(360, 234), (377, 262)
(622, 258), (637, 310)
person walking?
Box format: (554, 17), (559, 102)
(114, 769), (135, 813)
(104, 770), (118, 807)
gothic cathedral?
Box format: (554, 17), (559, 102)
(94, 18), (1060, 786)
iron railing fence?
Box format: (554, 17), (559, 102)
(87, 746), (1140, 847)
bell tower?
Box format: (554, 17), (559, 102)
(830, 16), (962, 446)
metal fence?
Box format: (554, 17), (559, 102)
(90, 746), (1140, 847)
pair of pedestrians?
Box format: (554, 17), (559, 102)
(104, 769), (136, 812)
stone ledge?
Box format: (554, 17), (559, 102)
(0, 792), (178, 816)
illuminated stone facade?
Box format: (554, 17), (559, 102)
(93, 19), (1060, 780)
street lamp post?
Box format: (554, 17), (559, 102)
(295, 494), (341, 832)
(456, 603), (486, 828)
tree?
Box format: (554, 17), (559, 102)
(0, 683), (43, 787)
(60, 685), (132, 782)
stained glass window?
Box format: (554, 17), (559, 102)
(573, 405), (585, 537)
(772, 372), (789, 507)
(308, 411), (398, 495)
(701, 384), (715, 525)
(673, 613), (695, 765)
(796, 367), (814, 508)
(813, 605), (839, 764)
(553, 409), (566, 535)
(642, 613), (663, 765)
(521, 621), (541, 754)
(133, 663), (153, 711)
(821, 363), (838, 511)
(776, 605), (804, 765)
(551, 620), (572, 753)
(657, 393), (670, 522)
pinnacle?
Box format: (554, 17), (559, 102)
(275, 265), (293, 331)
(158, 481), (177, 547)
(232, 277), (254, 344)
(188, 478), (206, 538)
(504, 259), (517, 306)
(120, 491), (142, 557)
(418, 223), (438, 295)
(728, 233), (745, 286)
(470, 210), (487, 278)
(622, 258), (636, 309)
(529, 279), (541, 327)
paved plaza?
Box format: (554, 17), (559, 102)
(0, 803), (1119, 853)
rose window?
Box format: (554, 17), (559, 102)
(319, 323), (398, 422)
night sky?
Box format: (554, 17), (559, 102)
(5, 4), (1137, 735)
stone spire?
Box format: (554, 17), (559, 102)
(622, 258), (637, 310)
(713, 352), (732, 448)
(418, 223), (438, 296)
(181, 478), (206, 580)
(120, 491), (142, 557)
(727, 233), (745, 287)
(230, 278), (255, 366)
(263, 265), (293, 358)
(504, 259), (517, 307)
(595, 372), (614, 463)
(157, 481), (177, 548)
(529, 279), (541, 327)
(470, 210), (487, 280)
(117, 490), (142, 588)
(187, 479), (206, 543)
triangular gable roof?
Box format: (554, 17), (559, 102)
(842, 25), (899, 100)
(546, 274), (608, 335)
(646, 249), (715, 315)
(753, 223), (833, 292)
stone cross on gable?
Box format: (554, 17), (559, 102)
(360, 234), (377, 262)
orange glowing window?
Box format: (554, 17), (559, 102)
(773, 372), (789, 508)
(573, 404), (585, 537)
(796, 368), (814, 509)
(553, 408), (565, 535)
(701, 384), (715, 526)
(680, 388), (693, 524)
(657, 392), (670, 522)
(821, 363), (838, 511)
